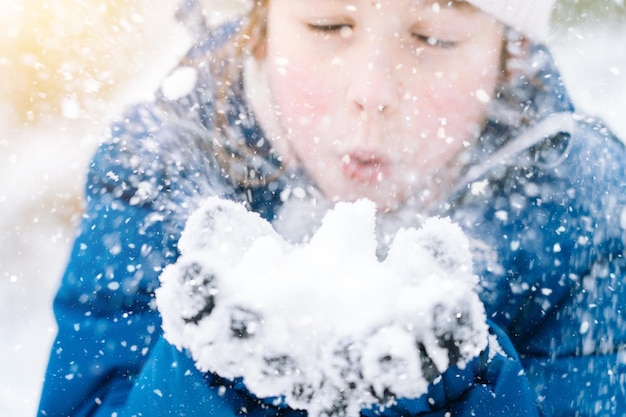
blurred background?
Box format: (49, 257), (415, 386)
(0, 0), (624, 415)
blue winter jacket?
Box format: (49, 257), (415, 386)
(38, 24), (626, 417)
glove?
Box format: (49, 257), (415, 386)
(157, 197), (489, 417)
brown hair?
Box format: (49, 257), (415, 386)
(180, 0), (274, 189)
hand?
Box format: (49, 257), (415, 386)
(157, 197), (489, 417)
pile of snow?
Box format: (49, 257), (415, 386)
(157, 198), (488, 417)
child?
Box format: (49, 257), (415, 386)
(38, 0), (626, 416)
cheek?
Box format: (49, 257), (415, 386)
(269, 64), (335, 128)
(417, 74), (494, 139)
(409, 47), (499, 130)
(439, 89), (486, 131)
(268, 64), (344, 165)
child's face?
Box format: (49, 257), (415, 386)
(263, 0), (504, 210)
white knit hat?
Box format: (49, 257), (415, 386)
(195, 0), (556, 41)
(467, 0), (557, 41)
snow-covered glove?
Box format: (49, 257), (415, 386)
(157, 197), (489, 417)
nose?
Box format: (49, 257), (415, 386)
(346, 43), (401, 117)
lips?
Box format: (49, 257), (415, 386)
(341, 151), (389, 184)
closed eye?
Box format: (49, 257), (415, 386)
(307, 23), (353, 34)
(413, 34), (457, 49)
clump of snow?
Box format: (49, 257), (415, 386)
(160, 66), (198, 101)
(157, 197), (488, 417)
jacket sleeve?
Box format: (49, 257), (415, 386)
(455, 121), (626, 416)
(37, 134), (176, 416)
(521, 124), (626, 416)
(37, 103), (231, 417)
(115, 322), (540, 417)
(520, 252), (626, 416)
(121, 337), (296, 417)
(501, 123), (626, 416)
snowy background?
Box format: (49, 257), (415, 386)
(1, 1), (625, 415)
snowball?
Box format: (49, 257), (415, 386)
(157, 197), (488, 417)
